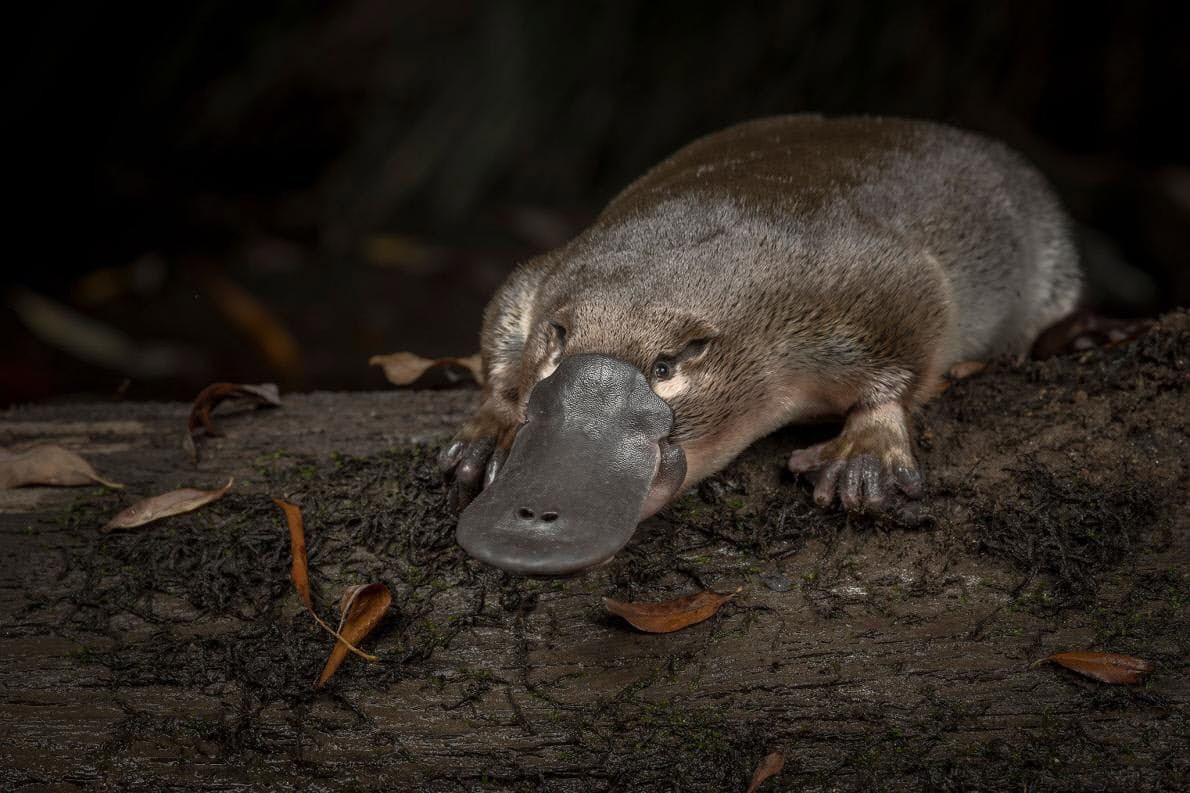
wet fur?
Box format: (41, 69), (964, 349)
(459, 115), (1082, 494)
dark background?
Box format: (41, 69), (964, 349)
(5, 0), (1187, 406)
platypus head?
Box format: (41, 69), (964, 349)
(456, 241), (787, 577)
(456, 353), (688, 576)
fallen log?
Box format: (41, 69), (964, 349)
(0, 313), (1186, 792)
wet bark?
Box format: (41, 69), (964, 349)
(1, 314), (1186, 792)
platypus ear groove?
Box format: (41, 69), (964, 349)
(675, 336), (713, 365)
(547, 321), (567, 346)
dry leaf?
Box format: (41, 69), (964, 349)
(0, 444), (123, 490)
(72, 255), (166, 306)
(274, 498), (312, 609)
(1035, 650), (1154, 685)
(273, 499), (385, 681)
(184, 382), (281, 462)
(603, 588), (740, 633)
(195, 268), (301, 380)
(746, 752), (785, 793)
(9, 287), (192, 378)
(369, 351), (484, 387)
(316, 583), (393, 688)
(103, 478), (233, 531)
(362, 234), (443, 273)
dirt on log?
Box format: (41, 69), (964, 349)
(1, 313), (1186, 792)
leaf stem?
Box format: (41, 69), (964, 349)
(306, 607), (379, 662)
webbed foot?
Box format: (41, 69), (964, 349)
(787, 402), (923, 521)
(439, 405), (518, 512)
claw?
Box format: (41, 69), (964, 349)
(794, 435), (923, 516)
(859, 456), (884, 510)
(442, 437), (497, 513)
(812, 459), (845, 507)
(788, 405), (923, 519)
(892, 462), (922, 498)
(438, 440), (465, 473)
(841, 458), (865, 511)
(484, 447), (506, 488)
(456, 439), (495, 510)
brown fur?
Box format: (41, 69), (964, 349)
(451, 115), (1082, 507)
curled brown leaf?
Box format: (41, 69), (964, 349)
(194, 268), (301, 381)
(273, 499), (385, 678)
(184, 382), (281, 462)
(746, 751), (785, 793)
(316, 583), (393, 688)
(103, 478), (233, 531)
(0, 444), (123, 490)
(1035, 650), (1154, 685)
(369, 351), (484, 387)
(603, 588), (740, 634)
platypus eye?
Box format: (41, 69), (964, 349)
(548, 321), (567, 348)
(651, 336), (711, 382)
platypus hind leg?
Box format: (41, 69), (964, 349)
(787, 401), (924, 519)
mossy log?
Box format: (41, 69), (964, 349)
(1, 314), (1186, 792)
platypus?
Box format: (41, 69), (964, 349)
(440, 115), (1082, 576)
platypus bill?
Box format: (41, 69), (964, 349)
(442, 115), (1083, 577)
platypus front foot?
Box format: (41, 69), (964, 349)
(439, 406), (518, 512)
(787, 402), (923, 520)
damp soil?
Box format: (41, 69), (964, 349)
(0, 312), (1186, 792)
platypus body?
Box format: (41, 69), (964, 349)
(442, 115), (1082, 576)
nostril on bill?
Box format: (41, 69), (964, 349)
(541, 511), (558, 522)
(517, 508), (535, 520)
